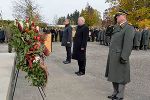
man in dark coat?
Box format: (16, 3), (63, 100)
(50, 28), (55, 42)
(91, 29), (95, 42)
(61, 19), (72, 64)
(140, 27), (150, 50)
(72, 17), (89, 76)
(0, 28), (5, 43)
(133, 27), (142, 50)
(105, 12), (135, 100)
(55, 29), (58, 42)
(105, 25), (114, 46)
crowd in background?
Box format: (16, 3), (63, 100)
(40, 27), (76, 42)
(1, 25), (150, 51)
(89, 26), (150, 51)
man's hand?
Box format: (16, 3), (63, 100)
(81, 48), (84, 50)
(67, 42), (70, 44)
(120, 57), (127, 64)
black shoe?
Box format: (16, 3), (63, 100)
(77, 72), (85, 76)
(75, 71), (80, 74)
(63, 60), (71, 64)
(108, 95), (117, 99)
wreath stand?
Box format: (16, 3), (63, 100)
(11, 60), (47, 100)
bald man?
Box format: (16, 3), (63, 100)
(72, 17), (89, 76)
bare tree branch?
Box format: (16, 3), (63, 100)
(12, 0), (42, 20)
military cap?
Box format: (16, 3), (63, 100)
(115, 9), (129, 18)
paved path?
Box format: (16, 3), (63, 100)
(11, 42), (150, 100)
(0, 53), (15, 100)
(0, 43), (8, 53)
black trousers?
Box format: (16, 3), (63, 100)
(65, 46), (71, 61)
(55, 34), (58, 42)
(59, 35), (62, 42)
(52, 35), (54, 42)
(91, 36), (95, 42)
(77, 59), (86, 73)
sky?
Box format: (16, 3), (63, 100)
(0, 0), (109, 24)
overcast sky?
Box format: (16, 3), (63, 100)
(0, 0), (109, 24)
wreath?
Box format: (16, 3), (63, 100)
(10, 17), (49, 87)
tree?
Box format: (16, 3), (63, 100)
(80, 3), (102, 27)
(12, 0), (41, 20)
(57, 16), (65, 25)
(72, 10), (80, 24)
(0, 20), (14, 27)
(53, 15), (58, 25)
(66, 10), (80, 25)
(0, 10), (2, 20)
(57, 10), (80, 25)
(38, 22), (47, 28)
(106, 0), (150, 28)
(102, 6), (119, 27)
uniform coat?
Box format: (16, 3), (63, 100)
(133, 31), (142, 47)
(72, 24), (89, 61)
(99, 30), (105, 41)
(105, 22), (135, 84)
(141, 29), (150, 46)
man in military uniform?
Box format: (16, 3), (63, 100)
(94, 28), (99, 42)
(140, 27), (150, 50)
(105, 11), (135, 100)
(133, 27), (142, 50)
(99, 28), (105, 45)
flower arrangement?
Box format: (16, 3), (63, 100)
(10, 17), (49, 87)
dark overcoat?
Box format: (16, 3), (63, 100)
(72, 24), (89, 61)
(0, 29), (5, 41)
(61, 25), (72, 47)
(105, 22), (135, 84)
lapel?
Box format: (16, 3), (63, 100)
(112, 24), (121, 34)
(112, 22), (128, 35)
(120, 22), (128, 34)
